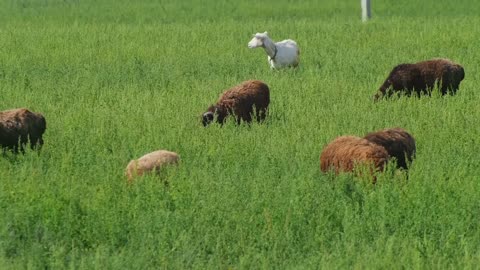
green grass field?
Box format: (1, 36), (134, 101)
(1, 0), (480, 268)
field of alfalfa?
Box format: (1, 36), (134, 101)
(1, 0), (480, 268)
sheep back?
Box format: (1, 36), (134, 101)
(363, 128), (416, 170)
(320, 136), (389, 178)
(374, 59), (465, 100)
(0, 108), (46, 152)
(203, 80), (270, 126)
(125, 150), (180, 181)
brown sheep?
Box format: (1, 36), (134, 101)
(320, 136), (389, 181)
(363, 128), (416, 170)
(125, 150), (180, 182)
(373, 58), (465, 101)
(0, 108), (46, 152)
(202, 80), (270, 126)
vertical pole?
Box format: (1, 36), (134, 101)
(362, 0), (371, 22)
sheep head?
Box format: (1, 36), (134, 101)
(372, 92), (383, 102)
(248, 32), (269, 48)
(202, 105), (228, 126)
(202, 109), (215, 127)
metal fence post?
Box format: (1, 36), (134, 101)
(362, 0), (371, 22)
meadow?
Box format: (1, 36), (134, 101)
(1, 0), (480, 268)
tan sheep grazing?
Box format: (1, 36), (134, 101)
(125, 150), (180, 182)
(320, 136), (389, 181)
(202, 80), (270, 126)
(0, 108), (46, 153)
(363, 128), (416, 170)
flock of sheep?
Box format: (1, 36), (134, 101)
(0, 32), (466, 182)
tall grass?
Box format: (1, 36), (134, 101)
(1, 0), (480, 268)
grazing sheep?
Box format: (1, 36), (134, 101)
(373, 58), (465, 100)
(320, 136), (389, 180)
(125, 150), (180, 182)
(364, 128), (416, 170)
(248, 32), (300, 69)
(202, 80), (270, 126)
(0, 108), (46, 152)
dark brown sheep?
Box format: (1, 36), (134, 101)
(320, 136), (389, 181)
(363, 128), (416, 170)
(373, 58), (465, 100)
(0, 108), (46, 152)
(202, 80), (270, 126)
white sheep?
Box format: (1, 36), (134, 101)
(247, 31), (300, 69)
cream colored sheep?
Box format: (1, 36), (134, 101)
(125, 150), (180, 181)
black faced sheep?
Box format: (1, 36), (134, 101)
(320, 136), (390, 181)
(0, 108), (46, 152)
(363, 127), (416, 170)
(202, 80), (270, 126)
(125, 150), (180, 182)
(373, 58), (465, 100)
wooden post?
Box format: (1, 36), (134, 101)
(361, 0), (371, 22)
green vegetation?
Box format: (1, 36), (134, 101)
(1, 0), (479, 268)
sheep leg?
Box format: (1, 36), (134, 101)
(29, 135), (43, 150)
(440, 72), (454, 95)
(256, 108), (267, 122)
(242, 113), (252, 124)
